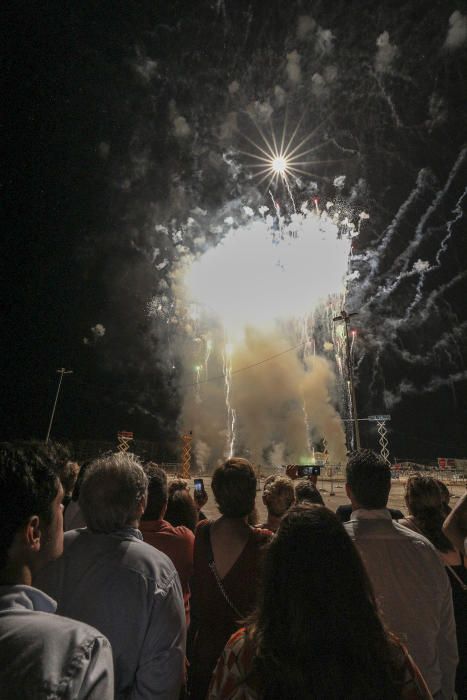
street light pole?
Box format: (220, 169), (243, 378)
(333, 310), (361, 450)
(45, 368), (73, 444)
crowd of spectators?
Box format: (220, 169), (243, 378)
(0, 443), (465, 699)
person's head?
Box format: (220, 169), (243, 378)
(346, 449), (391, 509)
(434, 479), (451, 515)
(79, 452), (148, 533)
(405, 476), (453, 552)
(262, 476), (295, 518)
(294, 479), (325, 506)
(252, 504), (404, 698)
(58, 460), (80, 497)
(211, 457), (257, 518)
(0, 444), (64, 579)
(405, 475), (443, 515)
(142, 465), (168, 521)
(168, 478), (189, 497)
(165, 489), (198, 532)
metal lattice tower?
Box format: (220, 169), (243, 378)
(117, 431), (134, 453)
(181, 432), (192, 479)
(376, 420), (390, 465)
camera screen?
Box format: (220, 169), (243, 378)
(297, 465), (321, 477)
(194, 478), (204, 492)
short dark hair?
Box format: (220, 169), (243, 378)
(165, 489), (198, 532)
(142, 465), (168, 521)
(294, 480), (325, 506)
(346, 449), (390, 509)
(0, 444), (59, 571)
(212, 457), (257, 518)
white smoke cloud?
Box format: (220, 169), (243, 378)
(173, 115), (191, 138)
(443, 11), (467, 50)
(247, 100), (274, 123)
(83, 323), (106, 346)
(133, 48), (158, 83)
(286, 50), (301, 84)
(91, 323), (106, 338)
(412, 259), (429, 273)
(315, 27), (334, 55)
(311, 72), (327, 99)
(375, 31), (397, 73)
(218, 112), (238, 141)
(323, 64), (338, 82)
(175, 211), (350, 338)
(427, 93), (448, 130)
(194, 439), (211, 471)
(175, 209), (352, 467)
(333, 175), (346, 189)
(297, 15), (316, 41)
(269, 442), (286, 467)
(274, 85), (286, 107)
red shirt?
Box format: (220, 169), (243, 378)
(140, 519), (194, 625)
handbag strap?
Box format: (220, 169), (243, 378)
(407, 519), (467, 591)
(445, 563), (467, 591)
(204, 522), (245, 619)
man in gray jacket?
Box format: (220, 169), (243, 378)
(0, 444), (114, 699)
(35, 451), (186, 700)
(344, 449), (458, 700)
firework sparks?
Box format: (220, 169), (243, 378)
(239, 113), (337, 195)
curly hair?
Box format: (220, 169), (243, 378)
(250, 505), (407, 699)
(0, 444), (59, 571)
(262, 476), (295, 517)
(405, 476), (454, 553)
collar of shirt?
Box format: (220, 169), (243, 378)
(0, 584), (57, 613)
(139, 519), (166, 531)
(350, 508), (392, 521)
(110, 526), (143, 541)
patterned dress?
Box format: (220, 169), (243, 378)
(208, 627), (433, 700)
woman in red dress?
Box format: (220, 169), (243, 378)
(188, 458), (272, 700)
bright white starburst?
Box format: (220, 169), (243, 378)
(239, 112), (335, 191)
(271, 156), (288, 174)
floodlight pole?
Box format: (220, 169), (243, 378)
(45, 368), (73, 444)
(333, 310), (361, 450)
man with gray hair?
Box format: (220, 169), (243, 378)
(35, 452), (186, 700)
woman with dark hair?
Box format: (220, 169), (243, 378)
(209, 504), (431, 700)
(189, 458), (272, 700)
(399, 476), (466, 696)
(294, 478), (325, 506)
(165, 487), (199, 532)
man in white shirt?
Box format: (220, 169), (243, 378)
(344, 449), (458, 700)
(35, 451), (186, 700)
(0, 444), (114, 699)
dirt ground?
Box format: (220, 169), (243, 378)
(178, 475), (466, 522)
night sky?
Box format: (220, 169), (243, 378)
(3, 2), (467, 462)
